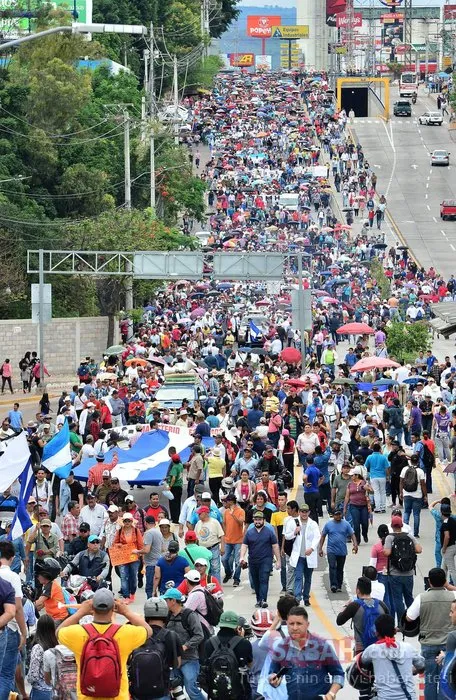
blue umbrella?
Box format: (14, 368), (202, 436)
(373, 378), (397, 387)
(217, 283), (234, 290)
(403, 377), (427, 385)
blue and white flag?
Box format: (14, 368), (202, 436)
(42, 420), (72, 479)
(249, 319), (262, 340)
(0, 432), (32, 493)
(10, 460), (35, 540)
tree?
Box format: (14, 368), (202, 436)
(386, 321), (431, 362)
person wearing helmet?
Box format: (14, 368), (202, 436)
(35, 557), (68, 622)
(128, 598), (183, 700)
(249, 608), (275, 699)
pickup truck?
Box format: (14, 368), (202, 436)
(393, 101), (412, 117)
(155, 373), (207, 409)
(440, 201), (456, 220)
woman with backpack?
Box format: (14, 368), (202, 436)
(27, 614), (58, 700)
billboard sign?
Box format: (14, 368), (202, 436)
(246, 15), (281, 38)
(255, 54), (272, 70)
(379, 0), (403, 5)
(336, 12), (362, 28)
(229, 52), (254, 67)
(443, 5), (456, 20)
(326, 0), (345, 26)
(380, 12), (404, 22)
(382, 20), (403, 49)
(271, 24), (309, 39)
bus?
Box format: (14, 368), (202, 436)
(399, 71), (419, 97)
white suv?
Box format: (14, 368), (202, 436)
(419, 111), (443, 125)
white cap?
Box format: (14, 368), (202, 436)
(349, 466), (363, 476)
(159, 518), (170, 526)
(185, 570), (201, 583)
(107, 504), (119, 513)
(201, 492), (212, 500)
(125, 495), (134, 502)
(194, 558), (208, 567)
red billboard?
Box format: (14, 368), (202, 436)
(246, 15), (281, 38)
(326, 0), (346, 26)
(443, 5), (456, 19)
(336, 12), (362, 28)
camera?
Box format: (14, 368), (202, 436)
(170, 677), (186, 700)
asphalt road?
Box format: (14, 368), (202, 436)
(350, 86), (456, 277)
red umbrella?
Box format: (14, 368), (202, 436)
(280, 347), (301, 363)
(350, 357), (400, 373)
(336, 322), (375, 335)
(284, 378), (309, 388)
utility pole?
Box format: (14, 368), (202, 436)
(149, 23), (156, 209)
(124, 110), (131, 210)
(38, 248), (44, 384)
(173, 55), (179, 145)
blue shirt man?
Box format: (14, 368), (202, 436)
(365, 450), (389, 479)
(303, 462), (322, 494)
(8, 406), (22, 432)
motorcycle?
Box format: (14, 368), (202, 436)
(412, 93), (417, 104)
(63, 574), (110, 602)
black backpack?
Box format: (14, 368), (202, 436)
(191, 588), (223, 626)
(422, 444), (435, 471)
(402, 466), (418, 493)
(389, 533), (417, 573)
(128, 628), (170, 699)
(203, 636), (244, 699)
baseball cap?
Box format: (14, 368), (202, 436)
(349, 466), (363, 476)
(161, 588), (183, 601)
(125, 495), (134, 502)
(92, 588), (115, 611)
(159, 519), (171, 526)
(79, 522), (90, 532)
(107, 505), (119, 513)
(122, 513), (134, 521)
(196, 506), (210, 515)
(201, 492), (212, 500)
(194, 558), (208, 566)
(102, 470), (110, 476)
(168, 541), (179, 553)
(185, 570), (201, 583)
(391, 515), (403, 527)
(219, 611), (240, 630)
(253, 510), (265, 519)
(88, 535), (100, 543)
(40, 518), (52, 526)
(194, 484), (205, 495)
(299, 504), (310, 512)
(184, 531), (198, 542)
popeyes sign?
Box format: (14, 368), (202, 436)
(246, 15), (281, 38)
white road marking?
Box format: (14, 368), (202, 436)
(451, 245), (456, 251)
(427, 205), (431, 210)
(433, 216), (437, 222)
(425, 194), (428, 199)
(426, 183), (429, 188)
(441, 230), (448, 237)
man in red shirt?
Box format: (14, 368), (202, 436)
(87, 451), (119, 491)
(145, 492), (169, 521)
(177, 558), (223, 597)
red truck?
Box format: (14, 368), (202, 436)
(440, 201), (456, 220)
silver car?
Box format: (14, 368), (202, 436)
(431, 149), (450, 166)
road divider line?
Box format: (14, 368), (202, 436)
(451, 244), (455, 251)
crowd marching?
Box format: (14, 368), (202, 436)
(1, 70), (456, 700)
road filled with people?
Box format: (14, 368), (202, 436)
(1, 69), (456, 700)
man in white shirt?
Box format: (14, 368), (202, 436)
(0, 541), (28, 695)
(80, 493), (107, 536)
(296, 425), (320, 463)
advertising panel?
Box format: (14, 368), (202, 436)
(246, 15), (281, 38)
(255, 54), (272, 70)
(326, 0), (345, 27)
(382, 19), (403, 49)
(336, 12), (362, 28)
(443, 5), (456, 20)
(229, 52), (255, 67)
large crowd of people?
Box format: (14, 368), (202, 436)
(1, 69), (456, 700)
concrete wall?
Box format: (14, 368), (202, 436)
(0, 317), (115, 378)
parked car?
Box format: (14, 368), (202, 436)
(431, 149), (450, 166)
(419, 111), (443, 126)
(393, 100), (412, 117)
(440, 200), (456, 220)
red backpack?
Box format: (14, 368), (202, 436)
(80, 623), (121, 698)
